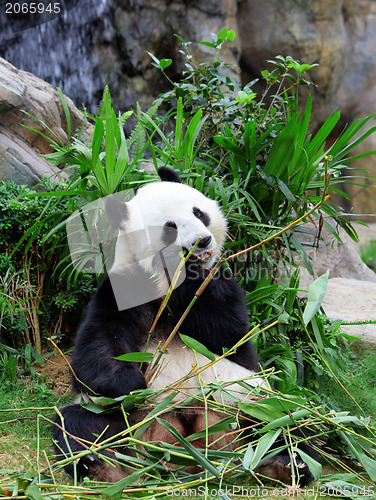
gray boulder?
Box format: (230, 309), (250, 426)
(0, 58), (85, 187)
(296, 222), (376, 347)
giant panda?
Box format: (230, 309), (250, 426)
(53, 167), (318, 484)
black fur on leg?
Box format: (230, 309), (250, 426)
(53, 404), (132, 480)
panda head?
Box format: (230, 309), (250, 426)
(106, 168), (227, 280)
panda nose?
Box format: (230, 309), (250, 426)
(195, 235), (212, 249)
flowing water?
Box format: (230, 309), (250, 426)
(0, 0), (114, 112)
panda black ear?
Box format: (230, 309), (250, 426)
(158, 167), (183, 184)
(105, 196), (129, 229)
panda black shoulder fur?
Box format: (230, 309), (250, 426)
(53, 167), (318, 484)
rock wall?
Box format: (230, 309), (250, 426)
(0, 58), (84, 186)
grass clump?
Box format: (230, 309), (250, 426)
(0, 377), (68, 475)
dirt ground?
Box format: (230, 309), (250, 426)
(37, 351), (72, 395)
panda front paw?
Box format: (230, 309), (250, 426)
(78, 453), (132, 482)
(255, 455), (312, 487)
(77, 453), (103, 480)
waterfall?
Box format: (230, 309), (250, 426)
(0, 0), (114, 113)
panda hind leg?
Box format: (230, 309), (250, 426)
(53, 403), (133, 481)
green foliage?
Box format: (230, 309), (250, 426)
(39, 86), (157, 199)
(0, 181), (94, 351)
(19, 28), (376, 397)
(143, 32), (376, 395)
(0, 344), (44, 386)
(321, 346), (376, 417)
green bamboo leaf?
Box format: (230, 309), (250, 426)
(111, 117), (130, 192)
(294, 448), (322, 482)
(91, 117), (104, 170)
(278, 358), (297, 386)
(186, 416), (234, 442)
(261, 408), (312, 432)
(114, 352), (154, 362)
(275, 178), (296, 202)
(302, 110), (341, 181)
(156, 417), (220, 477)
(179, 334), (216, 361)
(331, 126), (376, 167)
(183, 108), (204, 159)
(175, 97), (183, 156)
(92, 160), (108, 195)
(105, 110), (116, 180)
(111, 107), (121, 148)
(288, 95), (312, 177)
(80, 401), (108, 414)
(24, 478), (43, 500)
(246, 285), (278, 304)
(243, 192), (263, 222)
(328, 114), (375, 161)
(20, 124), (62, 149)
(303, 270), (329, 325)
(141, 111), (169, 143)
(199, 41), (216, 48)
(339, 431), (376, 482)
(246, 430), (282, 471)
(263, 114), (299, 180)
(239, 397), (304, 424)
(242, 441), (255, 471)
(57, 87), (71, 142)
(290, 234), (314, 275)
(286, 268), (300, 313)
(213, 136), (247, 159)
(102, 466), (154, 499)
(21, 111), (64, 147)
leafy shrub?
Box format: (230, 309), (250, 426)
(0, 181), (94, 353)
(142, 29), (375, 392)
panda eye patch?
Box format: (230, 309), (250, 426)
(193, 207), (210, 227)
(165, 221), (177, 230)
(162, 221), (178, 245)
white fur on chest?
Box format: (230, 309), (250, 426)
(147, 337), (265, 405)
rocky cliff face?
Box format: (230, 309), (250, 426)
(0, 58), (84, 186)
(0, 0), (375, 211)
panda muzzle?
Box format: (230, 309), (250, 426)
(197, 251), (212, 262)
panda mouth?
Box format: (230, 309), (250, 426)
(196, 251), (212, 262)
